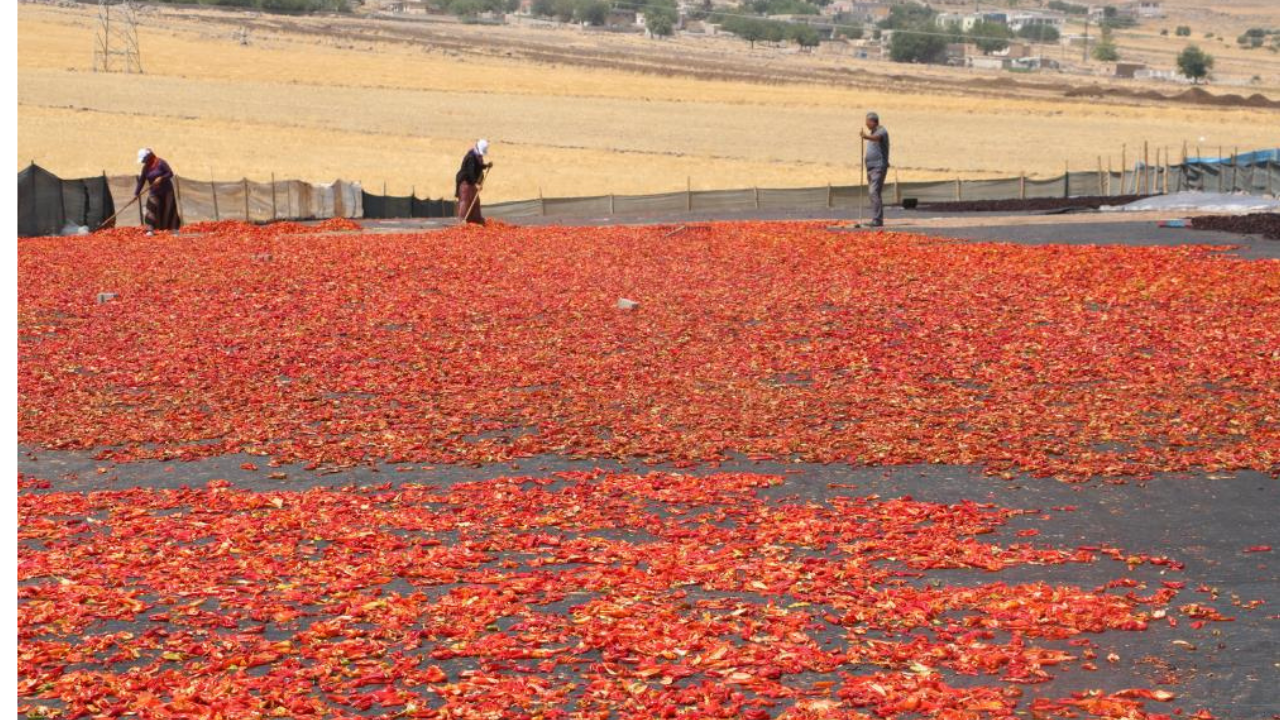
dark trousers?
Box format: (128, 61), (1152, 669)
(457, 182), (483, 225)
(867, 165), (887, 224)
(144, 187), (182, 231)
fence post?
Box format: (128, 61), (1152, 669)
(754, 186), (760, 209)
(243, 178), (250, 221)
(210, 171), (220, 221)
(1120, 144), (1127, 194)
(955, 177), (961, 201)
(1097, 156), (1103, 196)
(1232, 146), (1239, 192)
(173, 175), (183, 221)
(609, 193), (615, 215)
(271, 172), (278, 221)
(894, 169), (901, 204)
(1146, 140), (1157, 194)
(1153, 147), (1160, 195)
(1164, 146), (1170, 194)
(1064, 160), (1069, 198)
(1218, 146), (1223, 193)
(1019, 172), (1026, 200)
(686, 176), (692, 212)
(539, 187), (545, 216)
(826, 182), (832, 209)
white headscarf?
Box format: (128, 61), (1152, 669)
(137, 148), (154, 164)
(475, 139), (489, 156)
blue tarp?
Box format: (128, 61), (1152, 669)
(1185, 148), (1280, 165)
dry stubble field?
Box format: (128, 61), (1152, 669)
(17, 3), (1280, 201)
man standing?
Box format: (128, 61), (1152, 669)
(859, 112), (889, 227)
(455, 139), (492, 225)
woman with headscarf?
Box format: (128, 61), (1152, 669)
(135, 148), (182, 234)
(454, 139), (492, 225)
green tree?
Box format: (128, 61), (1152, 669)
(762, 19), (787, 44)
(576, 0), (608, 25)
(530, 0), (554, 16)
(551, 0), (576, 22)
(879, 3), (935, 29)
(1176, 44), (1214, 83)
(889, 29), (948, 63)
(1018, 23), (1060, 43)
(838, 24), (864, 40)
(969, 20), (1012, 53)
(724, 17), (767, 48)
(1092, 27), (1120, 61)
(1047, 0), (1087, 14)
(1174, 25), (1191, 36)
(790, 24), (821, 48)
(645, 6), (677, 37)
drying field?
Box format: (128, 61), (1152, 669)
(17, 220), (1280, 718)
(17, 3), (1280, 200)
(19, 221), (1280, 478)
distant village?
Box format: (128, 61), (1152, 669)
(371, 0), (1190, 80)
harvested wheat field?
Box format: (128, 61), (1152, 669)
(17, 2), (1280, 201)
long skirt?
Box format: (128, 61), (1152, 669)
(145, 187), (182, 232)
(457, 182), (484, 225)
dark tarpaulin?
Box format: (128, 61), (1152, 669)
(362, 191), (456, 219)
(18, 163), (117, 237)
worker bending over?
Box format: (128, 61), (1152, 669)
(135, 148), (182, 234)
(455, 139), (493, 225)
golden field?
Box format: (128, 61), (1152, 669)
(17, 3), (1280, 201)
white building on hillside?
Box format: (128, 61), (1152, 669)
(1007, 11), (1064, 33)
(935, 11), (1008, 31)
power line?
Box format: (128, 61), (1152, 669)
(94, 0), (144, 74)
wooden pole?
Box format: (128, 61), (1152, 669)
(210, 170), (220, 221)
(271, 172), (278, 221)
(826, 182), (832, 209)
(754, 186), (760, 209)
(1064, 159), (1070, 198)
(894, 168), (902, 204)
(539, 186), (545, 216)
(1218, 146), (1224, 193)
(1121, 144), (1127, 194)
(1164, 147), (1170, 194)
(174, 175), (184, 221)
(1097, 155), (1103, 196)
(243, 178), (250, 221)
(1233, 146), (1239, 192)
(955, 177), (961, 201)
(1142, 141), (1149, 195)
(1182, 140), (1188, 164)
(1153, 147), (1160, 194)
(1020, 171), (1026, 200)
(609, 193), (615, 215)
(686, 176), (692, 212)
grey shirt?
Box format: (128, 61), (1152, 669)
(864, 126), (890, 168)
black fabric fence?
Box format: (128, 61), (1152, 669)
(362, 192), (457, 219)
(18, 163), (116, 237)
